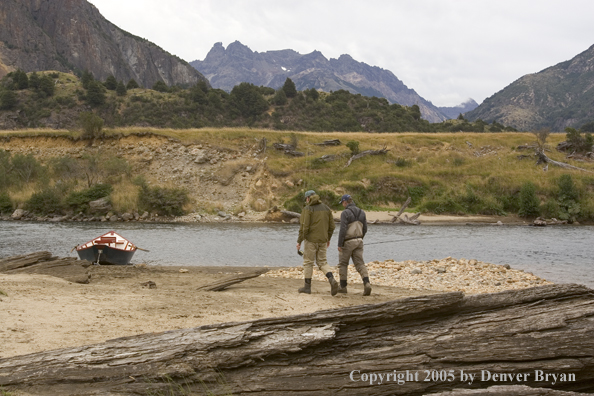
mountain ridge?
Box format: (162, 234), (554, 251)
(465, 43), (594, 131)
(0, 0), (208, 88)
(191, 41), (451, 123)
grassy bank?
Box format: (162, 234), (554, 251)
(1, 128), (593, 222)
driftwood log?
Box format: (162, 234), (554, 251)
(535, 151), (593, 173)
(315, 139), (341, 146)
(345, 147), (389, 167)
(196, 268), (270, 291)
(389, 197), (421, 225)
(1, 284), (593, 395)
(280, 210), (301, 219)
(0, 251), (91, 284)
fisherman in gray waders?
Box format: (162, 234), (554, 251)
(296, 190), (339, 295)
(337, 194), (371, 295)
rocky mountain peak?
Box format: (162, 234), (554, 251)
(0, 0), (208, 88)
(191, 41), (448, 122)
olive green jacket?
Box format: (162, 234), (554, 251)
(297, 194), (335, 244)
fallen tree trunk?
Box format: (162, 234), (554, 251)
(1, 284), (593, 395)
(315, 139), (341, 146)
(280, 210), (301, 218)
(196, 268), (269, 291)
(0, 251), (91, 284)
(345, 147), (389, 167)
(535, 151), (593, 173)
(390, 197), (421, 225)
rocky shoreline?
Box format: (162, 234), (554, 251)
(264, 257), (553, 295)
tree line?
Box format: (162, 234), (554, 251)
(0, 69), (518, 132)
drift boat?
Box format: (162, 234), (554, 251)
(76, 231), (137, 265)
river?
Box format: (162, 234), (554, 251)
(0, 221), (592, 288)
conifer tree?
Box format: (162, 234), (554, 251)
(282, 77), (297, 98)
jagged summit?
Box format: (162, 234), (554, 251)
(191, 41), (448, 122)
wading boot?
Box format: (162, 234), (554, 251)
(363, 277), (372, 296)
(298, 278), (312, 294)
(326, 272), (339, 296)
(338, 280), (348, 294)
(363, 282), (372, 296)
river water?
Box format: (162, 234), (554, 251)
(0, 221), (592, 288)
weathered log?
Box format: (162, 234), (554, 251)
(280, 210), (301, 218)
(196, 268), (270, 291)
(389, 197), (421, 224)
(1, 284), (593, 395)
(315, 139), (341, 146)
(272, 142), (294, 151)
(345, 147), (389, 167)
(535, 151), (593, 173)
(0, 251), (91, 284)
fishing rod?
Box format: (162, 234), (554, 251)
(364, 235), (454, 246)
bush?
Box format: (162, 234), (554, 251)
(0, 192), (12, 214)
(138, 183), (188, 216)
(0, 89), (18, 110)
(126, 79), (140, 89)
(346, 140), (360, 156)
(66, 184), (113, 213)
(152, 80), (169, 93)
(557, 174), (580, 222)
(11, 153), (43, 185)
(518, 182), (540, 217)
(79, 112), (104, 139)
(26, 187), (64, 214)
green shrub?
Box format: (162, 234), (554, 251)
(394, 157), (412, 167)
(79, 112), (104, 139)
(419, 197), (464, 214)
(557, 174), (580, 222)
(346, 140), (360, 155)
(26, 187), (64, 214)
(139, 183), (188, 216)
(0, 192), (13, 214)
(11, 153), (43, 185)
(66, 184), (112, 213)
(518, 182), (540, 218)
(540, 198), (561, 219)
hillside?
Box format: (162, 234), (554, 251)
(0, 71), (505, 132)
(191, 41), (449, 123)
(1, 129), (594, 224)
(466, 43), (594, 131)
(0, 0), (208, 88)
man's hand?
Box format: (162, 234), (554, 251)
(296, 243), (301, 250)
(337, 247), (342, 252)
(327, 241), (330, 248)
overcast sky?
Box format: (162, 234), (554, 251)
(89, 0), (593, 107)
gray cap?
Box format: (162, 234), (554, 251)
(304, 190), (316, 198)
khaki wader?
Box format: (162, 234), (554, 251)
(338, 238), (369, 280)
(302, 240), (332, 278)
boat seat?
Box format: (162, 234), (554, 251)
(96, 237), (117, 244)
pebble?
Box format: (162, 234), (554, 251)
(262, 257), (553, 294)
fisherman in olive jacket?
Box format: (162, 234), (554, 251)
(296, 190), (339, 295)
(337, 194), (371, 295)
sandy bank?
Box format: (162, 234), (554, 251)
(0, 256), (551, 359)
